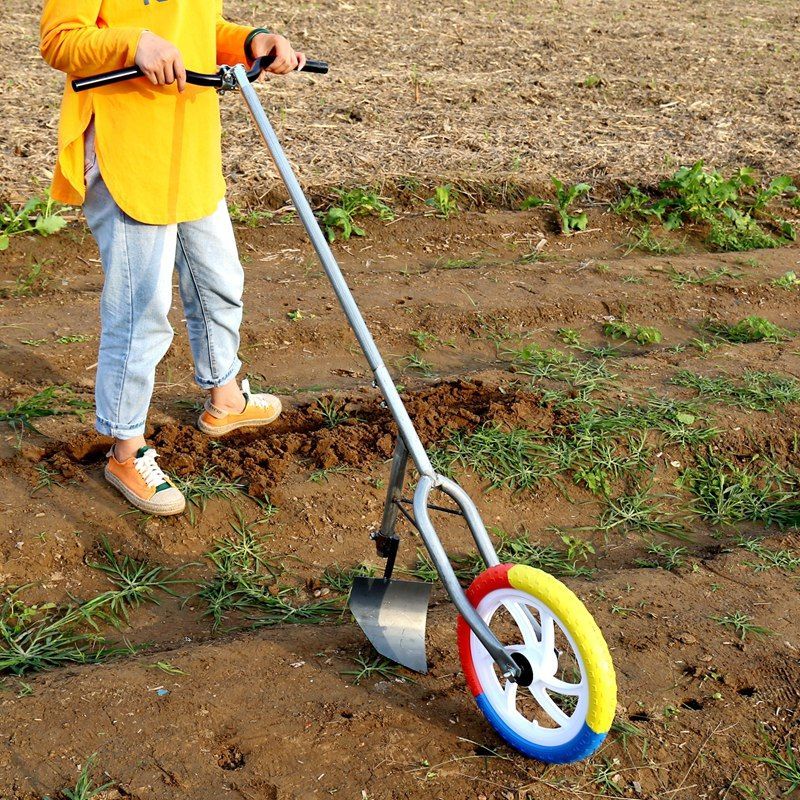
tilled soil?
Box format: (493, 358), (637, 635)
(1, 210), (799, 798)
(3, 0), (800, 204)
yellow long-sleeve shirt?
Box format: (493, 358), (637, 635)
(40, 1), (256, 224)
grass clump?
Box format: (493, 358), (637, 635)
(196, 516), (339, 629)
(680, 455), (800, 529)
(322, 563), (376, 593)
(340, 653), (410, 684)
(0, 194), (68, 251)
(0, 385), (91, 434)
(701, 316), (793, 344)
(58, 754), (114, 800)
(711, 610), (772, 640)
(170, 465), (244, 524)
(757, 737), (800, 794)
(733, 535), (800, 573)
(613, 162), (797, 252)
(321, 188), (394, 242)
(672, 369), (800, 411)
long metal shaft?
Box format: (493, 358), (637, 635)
(233, 66), (434, 478)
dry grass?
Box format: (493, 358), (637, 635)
(2, 0), (799, 207)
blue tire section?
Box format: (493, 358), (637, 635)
(475, 693), (606, 764)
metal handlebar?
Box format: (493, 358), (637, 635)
(71, 54), (328, 93)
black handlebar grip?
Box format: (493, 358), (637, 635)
(73, 57), (329, 93)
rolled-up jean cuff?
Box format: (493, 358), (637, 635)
(194, 356), (242, 390)
(95, 415), (146, 439)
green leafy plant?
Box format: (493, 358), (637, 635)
(0, 194), (68, 251)
(772, 270), (800, 289)
(523, 178), (591, 233)
(321, 188), (394, 242)
(613, 162), (797, 251)
(425, 184), (459, 218)
(1, 259), (51, 298)
(603, 320), (663, 345)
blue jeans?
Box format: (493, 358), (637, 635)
(83, 127), (243, 439)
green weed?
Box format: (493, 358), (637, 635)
(170, 466), (244, 524)
(701, 316), (793, 344)
(341, 653), (409, 684)
(227, 202), (273, 227)
(197, 516), (339, 629)
(635, 540), (687, 571)
(0, 386), (91, 434)
(86, 538), (190, 626)
(58, 754), (114, 800)
(756, 737), (800, 794)
(322, 563), (376, 593)
(613, 162), (797, 252)
(0, 194), (68, 251)
(672, 369), (800, 411)
(398, 352), (434, 377)
(315, 397), (352, 428)
(523, 178), (591, 233)
(733, 535), (800, 572)
(623, 224), (684, 256)
(425, 185), (458, 218)
(321, 188), (394, 242)
(712, 611), (772, 640)
(669, 264), (741, 286)
(680, 455), (800, 528)
(1, 259), (51, 298)
(603, 320), (663, 345)
(772, 270), (800, 289)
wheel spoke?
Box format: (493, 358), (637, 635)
(503, 679), (518, 713)
(502, 601), (539, 646)
(530, 683), (571, 727)
(539, 611), (555, 654)
(540, 674), (584, 696)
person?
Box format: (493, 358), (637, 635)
(39, 2), (303, 516)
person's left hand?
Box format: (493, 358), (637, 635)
(250, 32), (306, 75)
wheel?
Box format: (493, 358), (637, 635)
(457, 563), (616, 763)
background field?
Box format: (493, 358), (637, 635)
(1, 2), (800, 799)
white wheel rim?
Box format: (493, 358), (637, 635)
(470, 588), (589, 746)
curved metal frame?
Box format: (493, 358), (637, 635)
(233, 64), (520, 680)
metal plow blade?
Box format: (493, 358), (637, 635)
(348, 577), (431, 673)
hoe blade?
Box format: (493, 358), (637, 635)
(348, 577), (431, 673)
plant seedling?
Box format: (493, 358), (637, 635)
(712, 611), (772, 640)
(59, 754), (114, 800)
(425, 184), (459, 218)
(321, 187), (394, 242)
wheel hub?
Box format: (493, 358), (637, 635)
(510, 651), (534, 687)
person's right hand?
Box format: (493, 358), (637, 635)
(134, 31), (186, 92)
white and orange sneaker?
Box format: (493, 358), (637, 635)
(197, 378), (282, 437)
(104, 445), (186, 516)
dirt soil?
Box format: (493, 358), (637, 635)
(1, 202), (800, 799)
(3, 0), (800, 205)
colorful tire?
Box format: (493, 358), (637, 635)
(457, 563), (616, 763)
